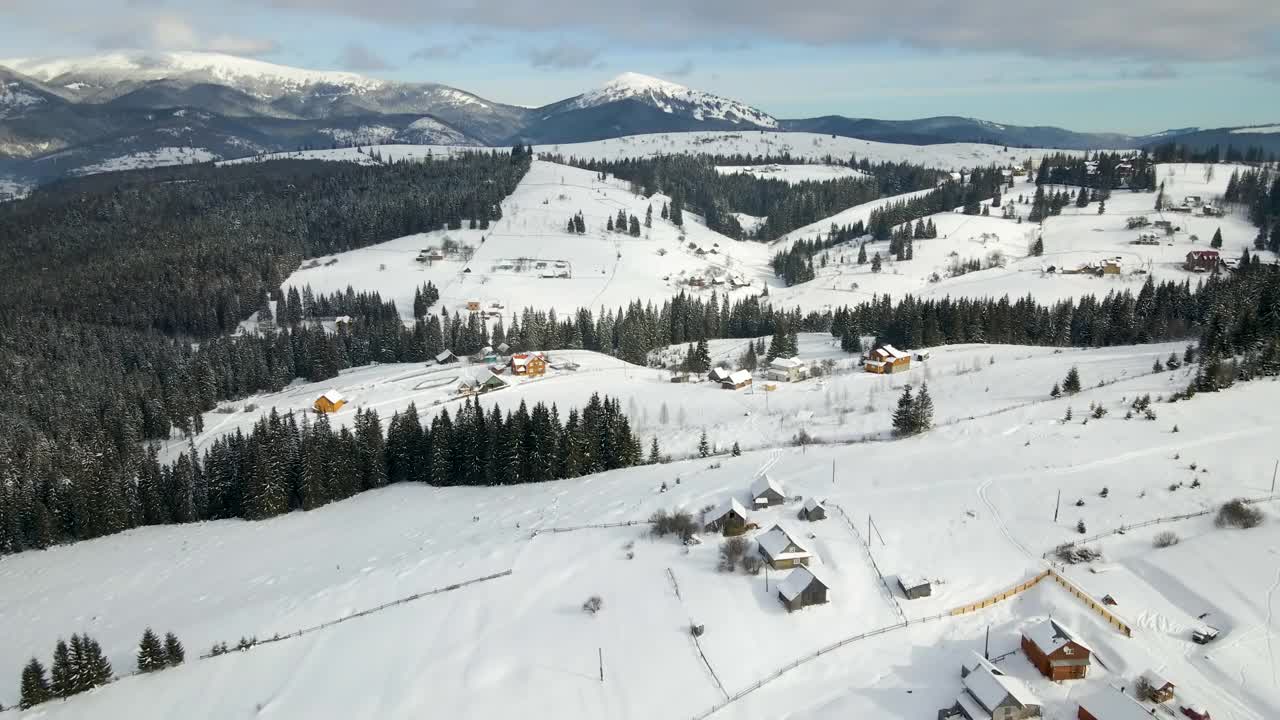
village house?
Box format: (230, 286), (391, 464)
(1021, 619), (1092, 681)
(1077, 687), (1154, 720)
(751, 474), (786, 507)
(798, 497), (826, 521)
(465, 299), (482, 312)
(708, 367), (732, 384)
(898, 576), (932, 600)
(866, 345), (911, 374)
(756, 524), (813, 569)
(435, 349), (458, 365)
(1138, 670), (1175, 703)
(1185, 250), (1221, 273)
(766, 357), (808, 383)
(510, 352), (547, 377)
(1201, 204), (1224, 217)
(1101, 258), (1122, 276)
(942, 652), (1042, 720)
(703, 497), (750, 534)
(722, 369), (753, 390)
(1183, 195), (1203, 207)
(457, 371), (508, 396)
(313, 390), (347, 414)
(495, 341), (511, 355)
(777, 565), (830, 612)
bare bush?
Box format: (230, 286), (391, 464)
(741, 555), (764, 575)
(719, 537), (748, 572)
(1153, 531), (1180, 548)
(1054, 544), (1102, 564)
(1216, 499), (1263, 529)
(582, 595), (603, 615)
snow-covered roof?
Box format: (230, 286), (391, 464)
(1077, 688), (1154, 720)
(435, 350), (455, 361)
(751, 473), (785, 499)
(777, 565), (829, 601)
(320, 389), (344, 403)
(1140, 669), (1173, 690)
(705, 497), (748, 524)
(756, 524), (811, 561)
(881, 344), (910, 360)
(962, 655), (1040, 711)
(726, 369), (752, 385)
(898, 575), (929, 591)
(770, 357), (804, 369)
(802, 497), (824, 512)
(709, 367), (732, 381)
(955, 691), (990, 720)
(1023, 618), (1092, 656)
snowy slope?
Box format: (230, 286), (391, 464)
(715, 164), (867, 184)
(572, 73), (778, 128)
(4, 341), (1278, 719)
(66, 147), (220, 176)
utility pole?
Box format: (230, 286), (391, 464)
(1054, 489), (1061, 522)
(598, 647), (604, 683)
(984, 625), (990, 660)
(832, 460), (836, 485)
(1272, 460), (1278, 496)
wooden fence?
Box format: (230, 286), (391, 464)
(950, 570), (1052, 616)
(831, 503), (906, 622)
(1046, 570), (1132, 637)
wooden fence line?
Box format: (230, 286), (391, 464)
(949, 570), (1052, 616)
(668, 567), (729, 701)
(1046, 570), (1132, 637)
(831, 503), (906, 622)
(529, 519), (649, 537)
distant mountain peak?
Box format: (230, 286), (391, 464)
(573, 71), (777, 128)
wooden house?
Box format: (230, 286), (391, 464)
(751, 474), (786, 507)
(766, 357), (807, 383)
(510, 352), (547, 376)
(946, 652), (1042, 720)
(866, 345), (911, 374)
(1077, 687), (1154, 720)
(898, 575), (932, 600)
(708, 367), (732, 384)
(458, 371), (508, 395)
(1184, 250), (1220, 273)
(1179, 705), (1211, 720)
(313, 390), (347, 414)
(1138, 670), (1175, 703)
(798, 497), (826, 521)
(756, 524), (813, 569)
(465, 299), (482, 312)
(703, 497), (749, 534)
(435, 349), (458, 364)
(777, 565), (830, 612)
(722, 369), (753, 390)
(1101, 258), (1122, 276)
(1022, 619), (1092, 681)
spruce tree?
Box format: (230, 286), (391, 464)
(137, 627), (166, 673)
(1210, 227), (1223, 249)
(892, 385), (916, 437)
(648, 438), (660, 465)
(20, 657), (51, 709)
(857, 242), (867, 265)
(731, 441), (741, 456)
(50, 639), (72, 698)
(164, 632), (185, 666)
(912, 382), (934, 433)
(698, 430), (710, 458)
(1050, 382), (1061, 398)
(871, 252), (882, 273)
(1062, 366), (1082, 394)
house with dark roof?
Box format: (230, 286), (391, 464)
(798, 497), (826, 521)
(703, 498), (749, 534)
(751, 474), (786, 507)
(777, 565), (830, 612)
(756, 524), (813, 569)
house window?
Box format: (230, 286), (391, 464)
(1063, 647), (1072, 655)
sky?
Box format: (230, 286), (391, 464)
(2, 0), (1279, 134)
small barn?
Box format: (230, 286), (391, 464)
(751, 474), (786, 507)
(946, 652), (1042, 720)
(1138, 670), (1175, 703)
(1185, 250), (1220, 273)
(722, 369), (753, 390)
(898, 575), (932, 600)
(435, 349), (458, 364)
(798, 497), (826, 521)
(511, 352), (547, 376)
(766, 357), (807, 383)
(313, 390), (347, 414)
(756, 524), (813, 569)
(866, 345), (911, 374)
(708, 367), (732, 384)
(777, 565), (830, 612)
(1022, 619), (1092, 681)
(1077, 687), (1154, 720)
(703, 498), (749, 534)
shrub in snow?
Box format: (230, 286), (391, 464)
(1054, 544), (1102, 564)
(650, 509), (697, 541)
(690, 623), (705, 637)
(741, 555), (764, 575)
(1153, 531), (1180, 548)
(1216, 499), (1263, 529)
(582, 596), (603, 615)
(1091, 405), (1108, 419)
(719, 537), (748, 572)
(1076, 519), (1087, 534)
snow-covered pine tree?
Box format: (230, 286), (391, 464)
(137, 627), (165, 673)
(1062, 366), (1082, 394)
(163, 632), (185, 666)
(912, 383), (934, 433)
(698, 430), (710, 458)
(19, 658), (51, 709)
(50, 639), (72, 698)
(892, 385), (916, 437)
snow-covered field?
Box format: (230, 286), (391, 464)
(66, 147), (220, 176)
(714, 163), (867, 183)
(217, 144), (478, 167)
(279, 159), (772, 320)
(4, 338), (1278, 719)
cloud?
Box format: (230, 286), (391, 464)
(1134, 64), (1178, 80)
(526, 42), (601, 70)
(87, 12), (278, 56)
(410, 35), (492, 61)
(252, 0), (1280, 62)
(665, 59), (695, 77)
(336, 43), (392, 71)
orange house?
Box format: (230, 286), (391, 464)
(511, 352), (547, 377)
(865, 345), (912, 374)
(314, 390), (347, 414)
(1022, 619), (1091, 681)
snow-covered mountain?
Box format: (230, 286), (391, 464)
(572, 72), (778, 128)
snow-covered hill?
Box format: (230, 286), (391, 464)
(5, 338), (1278, 720)
(715, 163), (867, 184)
(572, 72), (778, 129)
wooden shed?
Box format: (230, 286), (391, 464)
(313, 389), (347, 414)
(722, 369), (753, 390)
(798, 497), (826, 521)
(751, 474), (786, 507)
(708, 367), (732, 384)
(897, 575), (932, 600)
(1138, 670), (1175, 703)
(777, 565), (830, 612)
(1022, 619), (1091, 681)
(435, 349), (458, 364)
(703, 498), (749, 534)
(756, 524), (813, 569)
